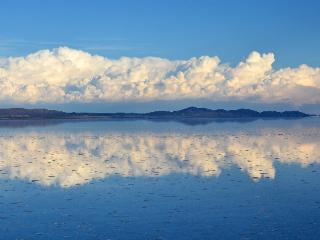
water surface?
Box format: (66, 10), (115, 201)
(0, 118), (320, 239)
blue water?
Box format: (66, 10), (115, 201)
(0, 118), (319, 239)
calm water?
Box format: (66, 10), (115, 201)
(0, 118), (320, 239)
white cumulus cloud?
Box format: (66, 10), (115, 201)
(0, 47), (319, 104)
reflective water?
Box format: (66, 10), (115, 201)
(0, 118), (320, 239)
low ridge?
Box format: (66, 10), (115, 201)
(0, 107), (313, 120)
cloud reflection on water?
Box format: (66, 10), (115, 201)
(0, 128), (319, 187)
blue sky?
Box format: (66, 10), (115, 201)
(1, 0), (320, 67)
(0, 0), (319, 113)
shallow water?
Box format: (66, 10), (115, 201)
(0, 118), (320, 239)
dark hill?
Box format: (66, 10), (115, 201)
(0, 107), (313, 120)
(144, 107), (310, 118)
(0, 108), (67, 119)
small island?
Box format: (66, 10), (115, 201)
(0, 107), (313, 120)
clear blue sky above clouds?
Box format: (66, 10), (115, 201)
(1, 0), (319, 67)
(0, 0), (319, 113)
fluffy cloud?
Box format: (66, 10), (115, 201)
(0, 47), (319, 104)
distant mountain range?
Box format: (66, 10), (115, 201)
(0, 107), (314, 120)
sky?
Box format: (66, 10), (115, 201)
(0, 0), (319, 113)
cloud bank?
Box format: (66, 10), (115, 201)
(0, 47), (319, 105)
